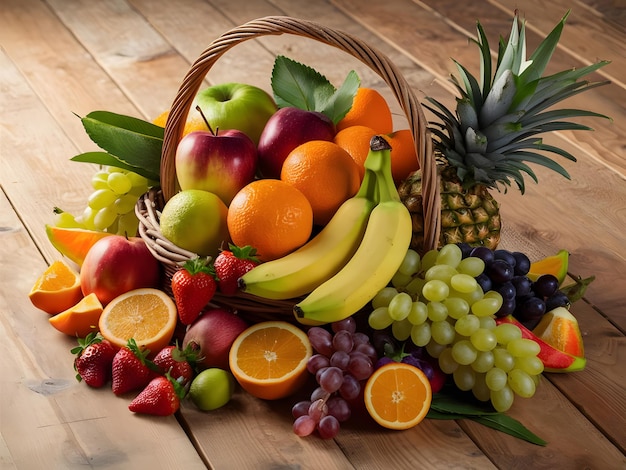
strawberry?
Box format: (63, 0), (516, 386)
(171, 257), (217, 325)
(111, 338), (159, 395)
(128, 372), (185, 416)
(152, 343), (199, 385)
(213, 244), (260, 296)
(71, 332), (117, 388)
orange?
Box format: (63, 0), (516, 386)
(153, 110), (209, 137)
(49, 293), (103, 337)
(334, 126), (419, 184)
(227, 179), (313, 262)
(336, 87), (394, 134)
(29, 260), (83, 314)
(228, 321), (312, 400)
(98, 288), (177, 354)
(281, 141), (361, 226)
(364, 362), (432, 430)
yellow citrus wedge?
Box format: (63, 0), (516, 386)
(49, 292), (103, 337)
(98, 288), (177, 354)
(229, 321), (312, 400)
(29, 260), (83, 314)
(364, 362), (432, 430)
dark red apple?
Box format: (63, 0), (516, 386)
(175, 128), (258, 205)
(80, 235), (161, 305)
(182, 308), (249, 370)
(257, 107), (336, 178)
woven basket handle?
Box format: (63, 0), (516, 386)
(161, 15), (440, 252)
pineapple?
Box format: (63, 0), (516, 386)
(398, 10), (610, 254)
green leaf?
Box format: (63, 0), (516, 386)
(472, 415), (548, 446)
(77, 111), (163, 181)
(270, 55), (360, 124)
(70, 152), (160, 182)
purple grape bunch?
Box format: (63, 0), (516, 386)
(292, 317), (377, 439)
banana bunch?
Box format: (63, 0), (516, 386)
(239, 136), (412, 325)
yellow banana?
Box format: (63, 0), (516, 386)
(293, 136), (412, 325)
(238, 168), (378, 300)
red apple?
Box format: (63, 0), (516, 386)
(80, 235), (161, 306)
(257, 107), (336, 178)
(176, 128), (258, 205)
(182, 308), (249, 370)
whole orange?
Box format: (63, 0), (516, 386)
(336, 87), (394, 134)
(227, 179), (313, 262)
(333, 125), (378, 179)
(281, 140), (361, 226)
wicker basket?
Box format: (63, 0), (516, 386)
(136, 16), (438, 323)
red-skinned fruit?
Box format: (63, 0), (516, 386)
(171, 258), (218, 325)
(72, 332), (118, 388)
(111, 338), (159, 395)
(214, 244), (260, 296)
(152, 343), (199, 385)
(128, 372), (185, 416)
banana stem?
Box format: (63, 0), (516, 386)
(355, 168), (379, 203)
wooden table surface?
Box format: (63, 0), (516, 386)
(1, 1), (625, 469)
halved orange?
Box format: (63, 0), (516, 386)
(29, 260), (83, 314)
(364, 362), (432, 430)
(98, 288), (177, 354)
(229, 321), (312, 400)
(49, 293), (103, 337)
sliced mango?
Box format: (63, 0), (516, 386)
(528, 249), (569, 284)
(46, 225), (114, 267)
(533, 307), (585, 358)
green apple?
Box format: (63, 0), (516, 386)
(189, 368), (236, 411)
(192, 83), (277, 145)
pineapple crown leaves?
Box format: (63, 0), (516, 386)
(426, 10), (611, 193)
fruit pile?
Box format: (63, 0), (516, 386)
(30, 10), (605, 442)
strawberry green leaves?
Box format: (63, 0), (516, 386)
(271, 55), (360, 125)
(71, 111), (163, 182)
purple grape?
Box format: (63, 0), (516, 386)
(375, 356), (395, 369)
(487, 259), (514, 283)
(494, 249), (517, 268)
(310, 386), (327, 401)
(511, 275), (533, 297)
(308, 327), (334, 356)
(495, 297), (516, 317)
(512, 252), (531, 276)
(326, 396), (351, 422)
(352, 332), (371, 346)
(371, 330), (398, 357)
(317, 415), (340, 439)
(308, 398), (328, 422)
(319, 367), (344, 394)
(338, 374), (361, 400)
(533, 274), (559, 298)
(292, 400), (311, 419)
(330, 350), (350, 370)
(475, 273), (493, 293)
(545, 291), (570, 311)
(457, 243), (473, 258)
(496, 281), (516, 300)
(332, 330), (354, 353)
(347, 352), (374, 381)
(353, 342), (377, 362)
(307, 354), (330, 374)
(293, 415), (317, 436)
(470, 246), (495, 265)
(515, 296), (546, 324)
(331, 317), (357, 334)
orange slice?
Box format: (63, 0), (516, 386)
(98, 288), (177, 354)
(229, 321), (312, 400)
(29, 260), (83, 314)
(364, 362), (432, 430)
(49, 293), (103, 337)
(46, 225), (114, 267)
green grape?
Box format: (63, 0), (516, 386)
(450, 273), (478, 294)
(128, 185), (150, 197)
(93, 206), (118, 231)
(471, 350), (495, 373)
(494, 323), (522, 345)
(507, 338), (541, 358)
(508, 369), (536, 398)
(514, 356), (544, 376)
(54, 209), (84, 228)
(450, 285), (484, 306)
(453, 365), (476, 391)
(451, 340), (478, 365)
(478, 315), (496, 330)
(398, 249), (420, 276)
(444, 297), (470, 319)
(431, 320), (455, 345)
(79, 207), (97, 230)
(436, 243), (462, 268)
(126, 171), (149, 189)
(485, 367), (508, 391)
(372, 287), (398, 309)
(388, 292), (413, 321)
(391, 318), (412, 341)
(410, 322), (431, 347)
(405, 277), (425, 298)
(422, 279), (449, 302)
(438, 347), (459, 374)
(426, 339), (446, 358)
(427, 301), (448, 322)
(391, 271), (412, 289)
(424, 264), (457, 284)
(113, 194), (139, 215)
(107, 171), (133, 195)
(368, 307), (394, 330)
(490, 385), (514, 412)
(88, 189), (118, 210)
(472, 373), (491, 402)
(470, 295), (503, 317)
(470, 328), (498, 352)
(117, 211), (139, 236)
(91, 170), (110, 190)
(454, 314), (480, 337)
(492, 347), (515, 372)
(458, 256), (485, 277)
(407, 301), (428, 325)
(420, 249), (439, 272)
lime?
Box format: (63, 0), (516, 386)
(189, 368), (236, 411)
(160, 189), (230, 258)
